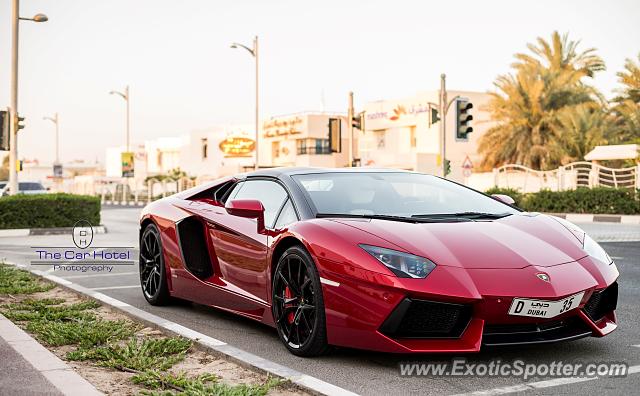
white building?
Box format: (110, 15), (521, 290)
(360, 90), (493, 182)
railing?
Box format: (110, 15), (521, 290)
(493, 162), (639, 192)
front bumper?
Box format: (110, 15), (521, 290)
(319, 256), (619, 353)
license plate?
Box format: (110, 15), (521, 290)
(508, 291), (585, 319)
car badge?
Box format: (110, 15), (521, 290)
(536, 273), (550, 282)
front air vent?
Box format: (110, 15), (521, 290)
(176, 216), (213, 279)
(380, 298), (472, 338)
(583, 282), (618, 322)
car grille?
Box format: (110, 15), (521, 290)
(379, 298), (472, 338)
(482, 317), (592, 346)
(583, 282), (618, 322)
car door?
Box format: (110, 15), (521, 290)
(207, 178), (290, 304)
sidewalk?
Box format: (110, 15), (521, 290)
(0, 314), (102, 396)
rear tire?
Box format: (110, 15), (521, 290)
(272, 246), (329, 357)
(140, 223), (171, 306)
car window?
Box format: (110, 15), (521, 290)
(232, 180), (288, 228)
(19, 182), (44, 191)
(274, 199), (298, 229)
(225, 181), (244, 202)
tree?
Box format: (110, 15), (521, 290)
(479, 32), (605, 170)
(611, 53), (640, 143)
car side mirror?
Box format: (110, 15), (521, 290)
(225, 199), (265, 233)
(491, 194), (516, 206)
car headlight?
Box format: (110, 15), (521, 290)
(583, 234), (612, 264)
(359, 244), (436, 278)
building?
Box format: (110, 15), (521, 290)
(259, 112), (351, 168)
(360, 90), (493, 182)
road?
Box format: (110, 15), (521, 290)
(1, 207), (639, 395)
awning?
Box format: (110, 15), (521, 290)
(584, 144), (639, 161)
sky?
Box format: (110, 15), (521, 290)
(0, 0), (638, 164)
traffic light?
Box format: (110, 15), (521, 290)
(352, 111), (365, 131)
(455, 99), (473, 140)
(444, 159), (451, 176)
(328, 118), (341, 153)
(0, 110), (8, 151)
(16, 114), (26, 131)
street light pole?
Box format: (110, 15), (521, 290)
(231, 36), (259, 170)
(110, 85), (130, 152)
(8, 0), (48, 195)
(440, 74), (447, 178)
(43, 113), (59, 164)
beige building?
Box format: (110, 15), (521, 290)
(360, 90), (493, 182)
(259, 112), (352, 168)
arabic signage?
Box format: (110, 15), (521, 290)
(219, 136), (255, 157)
(364, 98), (431, 130)
(263, 116), (303, 138)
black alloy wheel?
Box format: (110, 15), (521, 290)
(272, 246), (328, 356)
(140, 223), (170, 305)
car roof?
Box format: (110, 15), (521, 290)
(245, 167), (417, 178)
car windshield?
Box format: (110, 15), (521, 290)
(292, 172), (518, 218)
(19, 182), (44, 191)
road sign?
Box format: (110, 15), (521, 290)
(53, 163), (63, 178)
(462, 155), (473, 170)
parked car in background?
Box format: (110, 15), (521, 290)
(0, 181), (48, 197)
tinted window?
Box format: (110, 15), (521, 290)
(233, 180), (288, 228)
(293, 172), (518, 217)
(19, 182), (44, 191)
(274, 199), (298, 229)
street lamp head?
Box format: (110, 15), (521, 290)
(230, 43), (238, 49)
(32, 13), (48, 22)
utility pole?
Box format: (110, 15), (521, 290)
(9, 0), (19, 195)
(440, 74), (447, 178)
(43, 113), (60, 163)
(347, 91), (354, 167)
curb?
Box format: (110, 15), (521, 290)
(0, 225), (107, 238)
(9, 263), (359, 396)
(547, 213), (640, 224)
(0, 313), (103, 396)
(102, 201), (146, 207)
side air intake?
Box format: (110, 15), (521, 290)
(176, 216), (213, 279)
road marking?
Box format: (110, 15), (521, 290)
(453, 365), (640, 395)
(10, 261), (358, 396)
(633, 345), (640, 348)
(611, 256), (625, 260)
(63, 271), (139, 279)
(89, 285), (140, 291)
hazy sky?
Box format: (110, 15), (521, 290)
(0, 0), (638, 164)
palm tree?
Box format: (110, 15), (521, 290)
(611, 53), (640, 143)
(479, 31), (605, 170)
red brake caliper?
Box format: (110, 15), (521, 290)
(285, 286), (295, 324)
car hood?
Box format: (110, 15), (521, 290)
(333, 213), (588, 269)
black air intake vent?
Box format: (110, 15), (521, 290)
(583, 282), (618, 322)
(176, 216), (213, 279)
(380, 298), (472, 338)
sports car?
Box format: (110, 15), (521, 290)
(138, 168), (618, 356)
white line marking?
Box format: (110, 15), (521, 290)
(454, 365), (640, 395)
(63, 271), (139, 279)
(89, 285), (139, 291)
(633, 345), (640, 348)
(320, 277), (340, 287)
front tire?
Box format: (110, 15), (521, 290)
(272, 246), (328, 357)
(140, 223), (170, 305)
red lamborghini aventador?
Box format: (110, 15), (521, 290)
(138, 168), (618, 356)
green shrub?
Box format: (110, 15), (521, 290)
(0, 193), (100, 229)
(484, 187), (524, 206)
(521, 188), (640, 214)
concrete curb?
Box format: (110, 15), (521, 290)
(0, 313), (103, 396)
(102, 201), (146, 207)
(9, 263), (359, 396)
(547, 213), (640, 224)
(0, 225), (107, 237)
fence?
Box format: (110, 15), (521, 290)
(492, 162), (639, 192)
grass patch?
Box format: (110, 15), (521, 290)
(27, 318), (139, 347)
(1, 298), (100, 322)
(67, 337), (193, 371)
(133, 371), (282, 396)
(0, 264), (54, 294)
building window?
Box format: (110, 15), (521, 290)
(375, 130), (385, 149)
(296, 139), (331, 155)
(410, 126), (416, 148)
(201, 138), (208, 160)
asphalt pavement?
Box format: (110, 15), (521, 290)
(1, 207), (639, 395)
